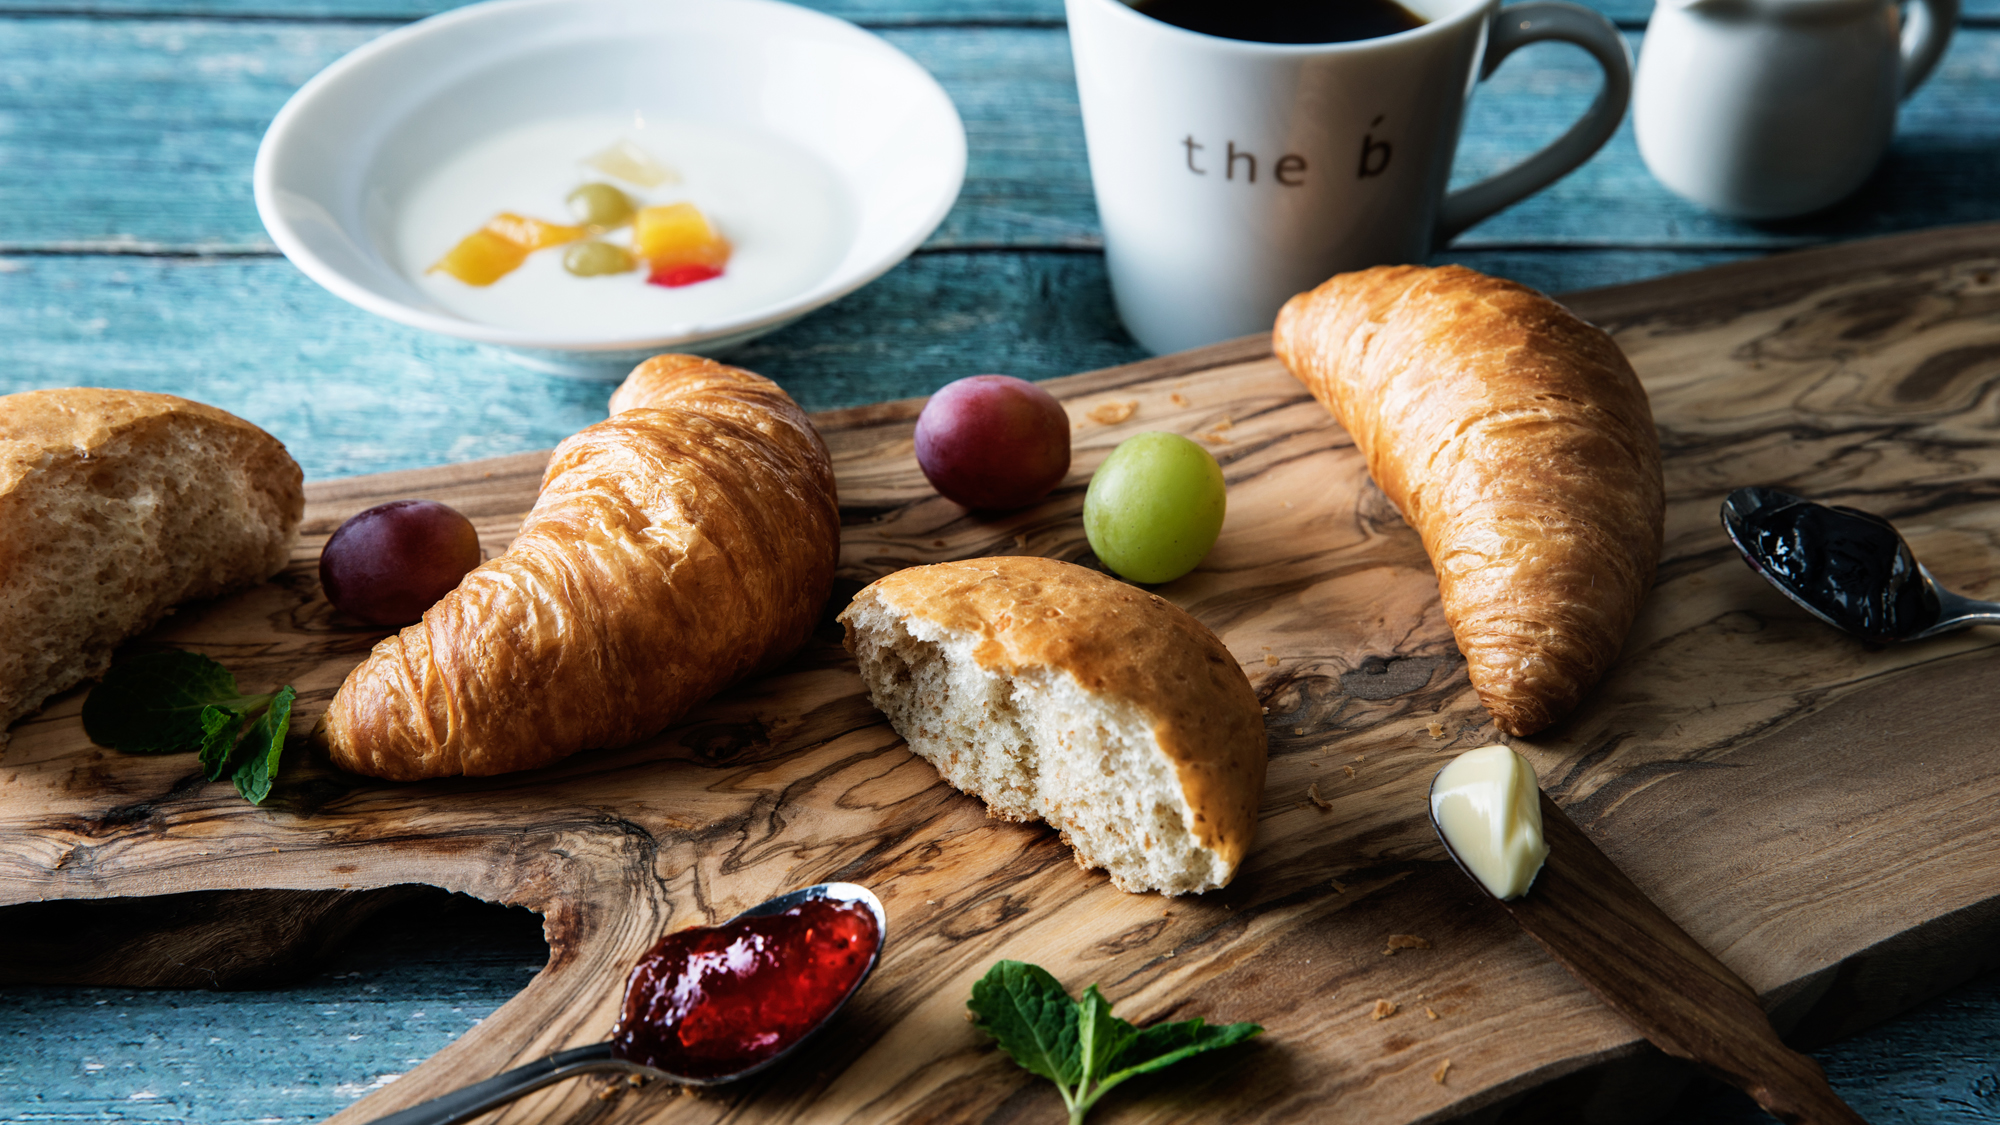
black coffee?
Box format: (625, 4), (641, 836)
(1131, 0), (1427, 44)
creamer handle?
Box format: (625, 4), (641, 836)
(1900, 0), (1958, 97)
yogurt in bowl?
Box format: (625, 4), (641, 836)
(255, 0), (965, 375)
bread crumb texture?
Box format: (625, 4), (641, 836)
(1087, 400), (1137, 425)
(0, 389), (302, 742)
(839, 557), (1266, 895)
(1383, 934), (1432, 955)
(1371, 999), (1398, 1020)
(1432, 1058), (1452, 1084)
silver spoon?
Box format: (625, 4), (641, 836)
(1721, 486), (2000, 642)
(365, 882), (886, 1125)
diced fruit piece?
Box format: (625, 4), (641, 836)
(567, 182), (636, 230)
(429, 213), (584, 285)
(320, 500), (484, 626)
(1083, 432), (1227, 584)
(647, 263), (725, 288)
(584, 139), (678, 188)
(913, 375), (1072, 510)
(635, 203), (732, 277)
(564, 240), (638, 277)
(484, 212), (584, 250)
(428, 228), (531, 286)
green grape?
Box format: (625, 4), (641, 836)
(1083, 431), (1226, 584)
(563, 240), (637, 277)
(566, 182), (636, 229)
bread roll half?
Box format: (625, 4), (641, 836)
(0, 389), (304, 744)
(840, 557), (1266, 895)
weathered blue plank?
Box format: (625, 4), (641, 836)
(0, 0), (1063, 20)
(5, 19), (1995, 254)
(0, 896), (550, 1125)
(0, 251), (1146, 478)
(0, 21), (1096, 252)
(0, 246), (1751, 479)
(4, 891), (1996, 1124)
(1451, 31), (2000, 247)
(0, 0), (1993, 31)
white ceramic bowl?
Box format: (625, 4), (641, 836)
(254, 0), (965, 375)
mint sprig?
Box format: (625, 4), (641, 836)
(968, 960), (1261, 1125)
(83, 651), (298, 806)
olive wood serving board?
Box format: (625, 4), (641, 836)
(8, 223), (2000, 1125)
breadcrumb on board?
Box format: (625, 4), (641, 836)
(1087, 400), (1137, 424)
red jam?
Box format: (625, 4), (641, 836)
(609, 896), (880, 1079)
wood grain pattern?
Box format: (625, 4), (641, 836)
(1499, 795), (1864, 1125)
(6, 223), (2000, 1124)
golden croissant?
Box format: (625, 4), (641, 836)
(317, 355), (840, 780)
(1273, 265), (1663, 737)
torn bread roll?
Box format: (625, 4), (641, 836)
(840, 557), (1266, 895)
(317, 355), (839, 780)
(1274, 264), (1664, 736)
(0, 389), (303, 746)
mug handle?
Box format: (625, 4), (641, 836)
(1899, 0), (1958, 96)
(1434, 1), (1633, 246)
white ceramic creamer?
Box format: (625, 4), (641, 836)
(1634, 0), (1957, 219)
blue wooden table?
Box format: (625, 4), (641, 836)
(3, 0), (1999, 1119)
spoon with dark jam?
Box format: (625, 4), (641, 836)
(1721, 487), (2000, 642)
(367, 883), (885, 1125)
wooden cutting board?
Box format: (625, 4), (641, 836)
(7, 223), (2000, 1125)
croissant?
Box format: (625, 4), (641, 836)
(317, 355), (839, 780)
(1273, 265), (1663, 737)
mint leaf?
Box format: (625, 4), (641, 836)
(1100, 1016), (1263, 1086)
(83, 651), (274, 755)
(231, 685), (295, 806)
(83, 649), (298, 806)
(968, 961), (1082, 1092)
(968, 961), (1261, 1125)
(197, 705), (245, 781)
(1075, 986), (1135, 1094)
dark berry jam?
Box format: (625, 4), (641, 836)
(1726, 486), (1939, 641)
(609, 895), (880, 1079)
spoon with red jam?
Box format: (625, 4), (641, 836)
(1722, 486), (2000, 642)
(367, 883), (885, 1125)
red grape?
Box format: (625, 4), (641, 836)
(320, 499), (482, 626)
(913, 375), (1071, 510)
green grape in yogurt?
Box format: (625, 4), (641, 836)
(563, 240), (637, 277)
(566, 182), (636, 230)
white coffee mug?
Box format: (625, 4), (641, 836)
(1066, 0), (1632, 355)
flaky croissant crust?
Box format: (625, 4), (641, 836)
(319, 356), (839, 780)
(1274, 265), (1664, 736)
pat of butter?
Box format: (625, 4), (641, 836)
(1430, 745), (1549, 900)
